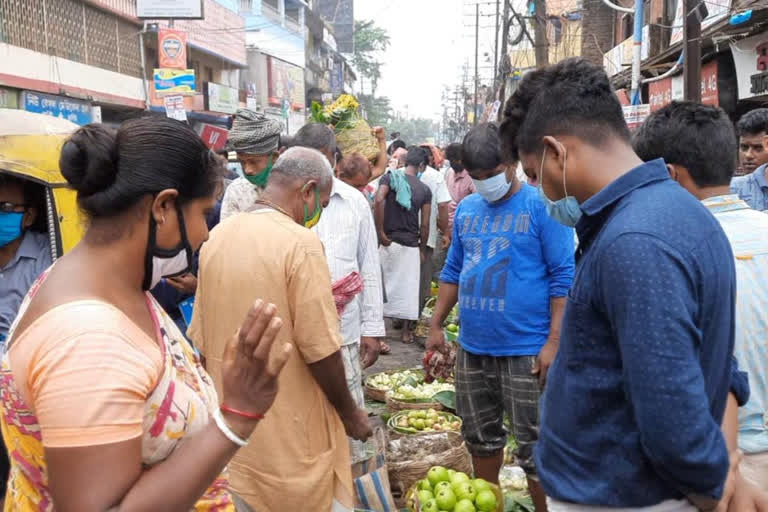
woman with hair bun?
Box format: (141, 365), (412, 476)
(0, 116), (291, 511)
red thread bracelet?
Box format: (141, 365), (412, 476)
(220, 405), (264, 421)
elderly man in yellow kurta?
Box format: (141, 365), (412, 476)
(188, 147), (373, 511)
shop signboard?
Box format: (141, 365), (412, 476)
(267, 57), (306, 111)
(0, 87), (18, 109)
(330, 62), (344, 95)
(154, 69), (196, 96)
(164, 95), (187, 122)
(671, 0), (731, 46)
(648, 60), (718, 111)
(615, 89), (631, 106)
(22, 91), (92, 125)
(648, 78), (675, 112)
(623, 104), (650, 130)
(197, 123), (228, 151)
(700, 60), (719, 106)
(158, 29), (187, 69)
(204, 82), (239, 114)
(137, 0), (203, 19)
(731, 33), (768, 100)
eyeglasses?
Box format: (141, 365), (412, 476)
(0, 202), (27, 213)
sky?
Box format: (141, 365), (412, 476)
(353, 0), (503, 121)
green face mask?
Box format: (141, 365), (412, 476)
(244, 154), (274, 187)
(303, 185), (322, 229)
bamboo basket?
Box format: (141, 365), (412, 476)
(336, 118), (379, 161)
(387, 431), (472, 508)
(364, 368), (424, 403)
(387, 410), (462, 438)
(386, 394), (444, 412)
(405, 480), (504, 512)
(364, 384), (389, 403)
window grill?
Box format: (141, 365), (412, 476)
(0, 0), (142, 78)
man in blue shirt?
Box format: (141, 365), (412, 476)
(731, 161), (768, 211)
(0, 175), (52, 342)
(427, 123), (574, 512)
(734, 108), (768, 176)
(633, 102), (768, 499)
(499, 58), (748, 511)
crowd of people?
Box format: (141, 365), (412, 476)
(0, 55), (767, 511)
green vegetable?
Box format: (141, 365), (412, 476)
(505, 492), (534, 512)
(433, 390), (457, 411)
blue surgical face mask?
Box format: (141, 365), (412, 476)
(472, 170), (511, 203)
(538, 147), (582, 227)
(0, 212), (24, 248)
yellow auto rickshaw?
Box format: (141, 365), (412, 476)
(0, 109), (87, 260)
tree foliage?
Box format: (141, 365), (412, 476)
(353, 20), (390, 95)
(351, 20), (436, 144)
(386, 118), (439, 145)
(359, 94), (393, 127)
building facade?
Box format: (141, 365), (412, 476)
(502, 0), (584, 105)
(0, 0), (247, 145)
(596, 0), (767, 122)
(241, 0), (308, 134)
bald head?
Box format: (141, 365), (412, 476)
(293, 123), (337, 165)
(270, 146), (333, 188)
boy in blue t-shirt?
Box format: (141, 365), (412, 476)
(427, 123), (574, 512)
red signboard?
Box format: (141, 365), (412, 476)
(198, 123), (228, 151)
(158, 28), (187, 69)
(700, 60), (719, 106)
(647, 60), (718, 112)
(648, 78), (673, 112)
(615, 89), (631, 106)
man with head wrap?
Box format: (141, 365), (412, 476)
(220, 108), (284, 220)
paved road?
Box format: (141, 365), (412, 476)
(364, 319), (425, 376)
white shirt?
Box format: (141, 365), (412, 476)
(419, 166), (451, 249)
(314, 178), (386, 345)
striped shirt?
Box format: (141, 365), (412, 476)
(314, 178), (385, 345)
(731, 166), (768, 212)
(703, 194), (768, 454)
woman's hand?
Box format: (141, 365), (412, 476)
(220, 300), (291, 437)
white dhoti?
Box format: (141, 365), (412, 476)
(547, 498), (697, 512)
(379, 242), (420, 321)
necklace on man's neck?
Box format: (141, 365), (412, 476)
(253, 198), (292, 219)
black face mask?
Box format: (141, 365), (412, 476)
(142, 203), (194, 291)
